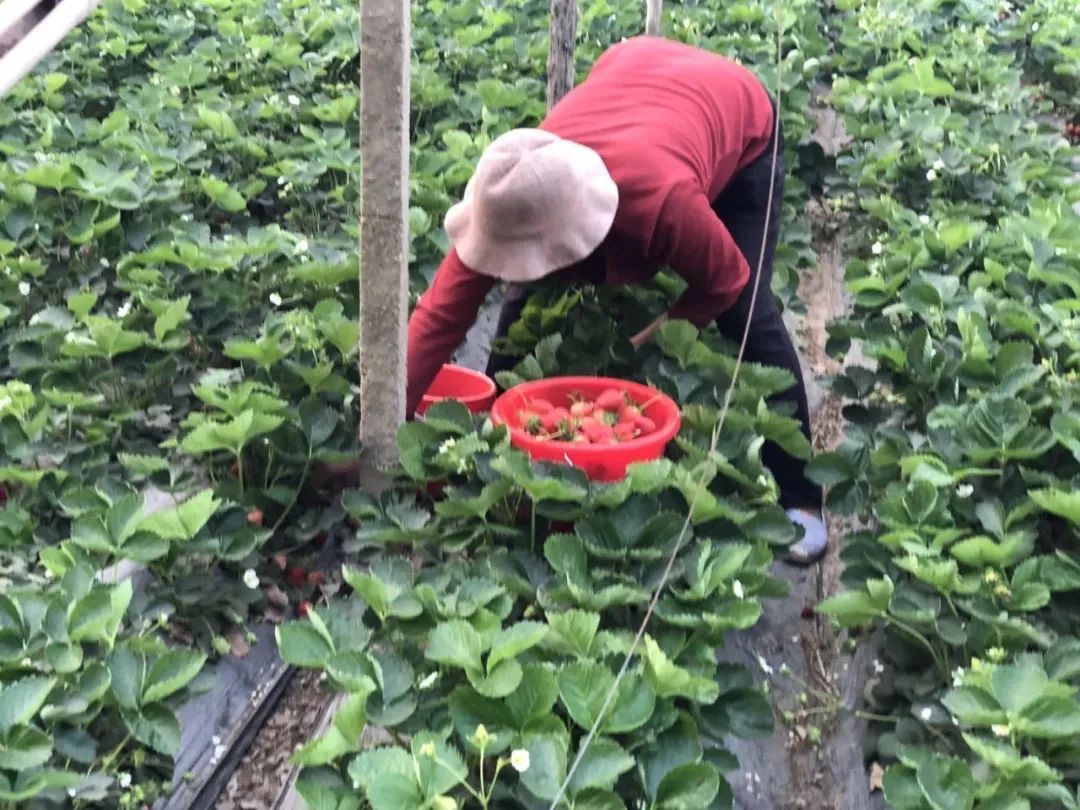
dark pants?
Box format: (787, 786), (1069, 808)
(486, 103), (822, 511)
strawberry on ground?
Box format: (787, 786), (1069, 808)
(286, 566), (308, 587)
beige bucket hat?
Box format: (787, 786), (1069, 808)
(445, 128), (618, 283)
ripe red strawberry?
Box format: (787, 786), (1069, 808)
(570, 400), (594, 418)
(618, 405), (640, 424)
(0, 486), (7, 504)
(247, 508), (264, 527)
(308, 571), (325, 589)
(614, 422), (637, 442)
(595, 389), (624, 412)
(634, 414), (657, 434)
(529, 399), (554, 415)
(541, 407), (571, 432)
(285, 567), (308, 587)
(582, 421), (616, 444)
(298, 601), (313, 617)
(312, 531), (328, 549)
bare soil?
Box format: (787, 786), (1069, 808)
(215, 670), (328, 810)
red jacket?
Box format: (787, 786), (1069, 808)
(406, 37), (774, 415)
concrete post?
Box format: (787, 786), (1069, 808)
(645, 0), (661, 36)
(358, 0), (410, 484)
(546, 0), (576, 109)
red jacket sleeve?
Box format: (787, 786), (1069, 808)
(651, 184), (751, 327)
(406, 249), (495, 417)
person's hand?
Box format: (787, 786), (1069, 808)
(629, 313), (669, 349)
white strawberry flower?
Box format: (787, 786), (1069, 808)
(18, 281), (30, 296)
(118, 772), (132, 789)
(920, 707), (933, 721)
(242, 568), (259, 589)
(510, 749), (531, 773)
(732, 580), (744, 599)
(295, 238), (309, 254)
(992, 723), (1010, 737)
(932, 159), (945, 171)
(955, 484), (974, 499)
(269, 293), (283, 307)
(288, 94), (300, 106)
(919, 214), (931, 225)
(926, 169), (937, 181)
(871, 241), (883, 255)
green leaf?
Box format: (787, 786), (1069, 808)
(1030, 488), (1080, 527)
(69, 580), (131, 644)
(655, 762), (720, 809)
(196, 104), (241, 139)
(567, 738), (634, 795)
(1016, 695), (1080, 738)
(348, 747), (413, 791)
(0, 677), (56, 735)
(139, 489), (220, 541)
(0, 725), (53, 771)
(277, 622), (334, 668)
(182, 410), (284, 455)
(545, 610), (600, 658)
(292, 696), (366, 769)
(488, 621), (548, 671)
(108, 647), (143, 709)
(642, 636), (719, 704)
(816, 590), (882, 626)
(426, 620), (483, 672)
(152, 296), (191, 342)
(941, 687), (1005, 726)
(914, 752), (975, 810)
(125, 704), (182, 756)
(412, 733), (467, 798)
(142, 650), (207, 703)
(505, 664), (559, 728)
(990, 661), (1048, 714)
(559, 661), (615, 732)
(366, 773), (422, 810)
(519, 734), (568, 801)
(200, 176), (247, 212)
(467, 658), (523, 698)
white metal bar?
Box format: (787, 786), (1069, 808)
(0, 0), (44, 42)
(0, 0), (101, 100)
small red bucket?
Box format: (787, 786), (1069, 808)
(490, 376), (681, 482)
(417, 364), (497, 416)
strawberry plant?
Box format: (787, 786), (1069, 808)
(812, 0), (1080, 806)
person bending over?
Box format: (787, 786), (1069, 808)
(407, 37), (826, 563)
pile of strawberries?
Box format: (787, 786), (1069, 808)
(517, 387), (657, 444)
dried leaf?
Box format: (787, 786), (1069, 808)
(228, 629), (251, 658)
(869, 762), (884, 792)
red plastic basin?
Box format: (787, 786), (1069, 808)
(417, 364), (497, 416)
(490, 376), (681, 482)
